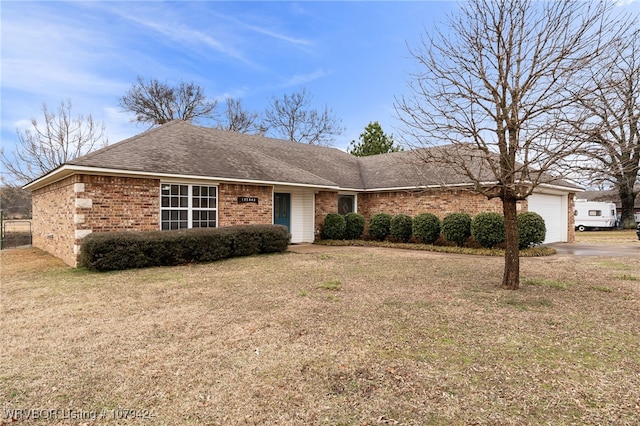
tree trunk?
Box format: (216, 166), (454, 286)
(502, 195), (520, 290)
(619, 186), (637, 229)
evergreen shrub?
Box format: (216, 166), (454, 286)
(517, 212), (546, 249)
(412, 213), (441, 244)
(344, 212), (365, 240)
(79, 225), (290, 271)
(323, 213), (346, 240)
(442, 213), (472, 246)
(368, 213), (392, 241)
(390, 214), (413, 243)
(471, 212), (505, 248)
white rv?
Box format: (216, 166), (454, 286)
(574, 200), (617, 231)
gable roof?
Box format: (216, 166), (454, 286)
(24, 120), (581, 192)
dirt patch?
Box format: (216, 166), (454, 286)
(1, 247), (639, 425)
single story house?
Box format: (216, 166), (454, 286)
(25, 120), (579, 266)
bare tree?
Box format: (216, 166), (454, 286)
(567, 27), (639, 228)
(119, 76), (218, 126)
(263, 88), (344, 145)
(218, 97), (263, 134)
(395, 0), (627, 289)
(1, 100), (107, 185)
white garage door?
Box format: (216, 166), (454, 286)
(527, 193), (567, 244)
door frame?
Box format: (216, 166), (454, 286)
(273, 192), (291, 230)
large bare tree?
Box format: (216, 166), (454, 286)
(119, 76), (218, 126)
(1, 100), (107, 185)
(263, 88), (344, 145)
(567, 27), (639, 228)
(395, 0), (628, 289)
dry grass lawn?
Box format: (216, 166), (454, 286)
(1, 238), (639, 425)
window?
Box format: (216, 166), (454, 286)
(338, 195), (355, 215)
(161, 184), (217, 230)
(588, 210), (602, 217)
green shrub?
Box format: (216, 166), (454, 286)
(390, 214), (413, 243)
(471, 212), (505, 248)
(442, 213), (472, 246)
(517, 212), (546, 249)
(323, 213), (346, 240)
(79, 225), (290, 271)
(412, 213), (441, 244)
(344, 212), (365, 240)
(368, 213), (392, 241)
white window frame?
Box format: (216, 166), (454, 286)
(160, 183), (218, 230)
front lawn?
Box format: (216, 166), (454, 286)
(1, 246), (639, 425)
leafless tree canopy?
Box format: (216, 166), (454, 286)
(263, 88), (344, 146)
(1, 100), (107, 185)
(218, 98), (263, 134)
(395, 0), (626, 289)
(119, 77), (218, 127)
(566, 26), (640, 228)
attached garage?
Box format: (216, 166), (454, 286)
(527, 192), (569, 244)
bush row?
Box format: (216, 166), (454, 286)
(79, 225), (291, 271)
(323, 211), (546, 249)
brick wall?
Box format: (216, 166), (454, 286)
(32, 174), (160, 266)
(568, 193), (575, 243)
(314, 190), (339, 235)
(31, 175), (79, 267)
(78, 175), (160, 233)
(358, 189), (507, 220)
(218, 183), (273, 227)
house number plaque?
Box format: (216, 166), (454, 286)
(238, 197), (259, 204)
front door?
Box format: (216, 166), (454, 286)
(274, 193), (291, 230)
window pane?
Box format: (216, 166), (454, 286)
(338, 195), (354, 215)
(193, 186), (200, 196)
(180, 197), (188, 208)
(180, 185), (188, 196)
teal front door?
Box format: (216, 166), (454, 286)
(274, 193), (291, 230)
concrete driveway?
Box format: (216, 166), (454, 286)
(549, 242), (639, 257)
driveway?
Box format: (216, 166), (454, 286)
(549, 242), (639, 257)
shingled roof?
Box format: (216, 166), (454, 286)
(26, 120), (580, 192)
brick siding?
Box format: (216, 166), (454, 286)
(314, 190), (339, 236)
(218, 183), (273, 226)
(31, 175), (79, 267)
(358, 189), (508, 219)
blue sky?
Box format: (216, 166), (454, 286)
(2, 0), (638, 181)
(1, 0), (460, 169)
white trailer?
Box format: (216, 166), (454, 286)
(574, 200), (617, 231)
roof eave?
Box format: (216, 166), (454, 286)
(23, 165), (342, 192)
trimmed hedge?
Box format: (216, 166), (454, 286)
(79, 225), (291, 271)
(323, 213), (346, 240)
(471, 212), (505, 248)
(390, 214), (413, 243)
(442, 213), (472, 246)
(517, 212), (546, 249)
(344, 212), (365, 240)
(368, 213), (392, 241)
(413, 213), (441, 244)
